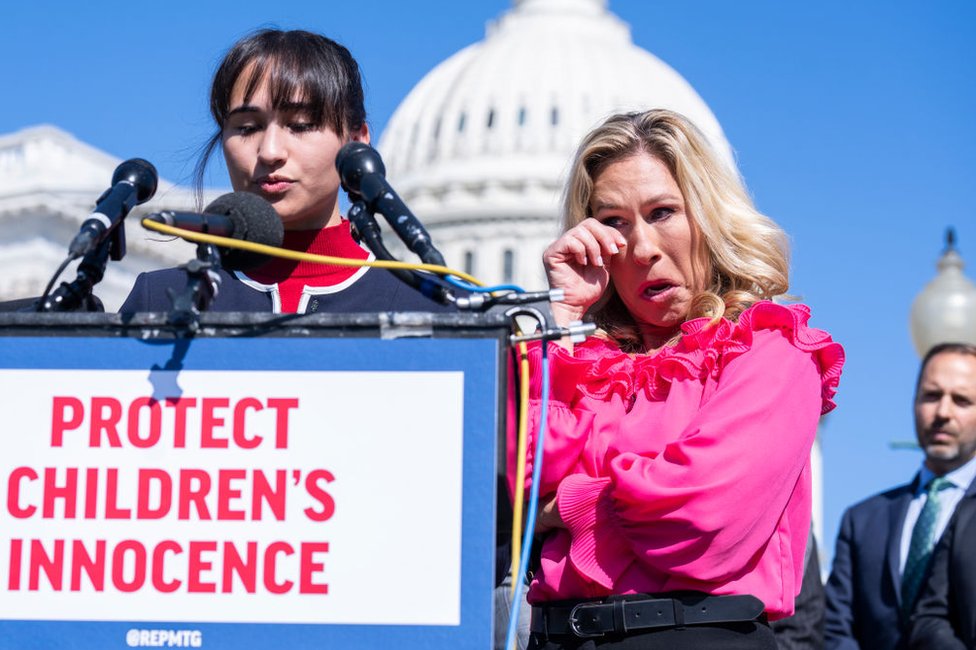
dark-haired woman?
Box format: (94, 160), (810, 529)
(121, 29), (444, 314)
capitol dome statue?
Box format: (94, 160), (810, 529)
(378, 0), (733, 291)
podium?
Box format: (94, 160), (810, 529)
(0, 311), (509, 649)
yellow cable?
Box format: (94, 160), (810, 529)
(140, 220), (482, 286)
(510, 340), (530, 596)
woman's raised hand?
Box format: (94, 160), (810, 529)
(543, 219), (626, 327)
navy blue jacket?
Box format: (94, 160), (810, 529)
(825, 481), (916, 650)
(909, 495), (976, 649)
(825, 476), (976, 650)
(119, 265), (451, 314)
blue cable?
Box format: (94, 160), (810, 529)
(504, 341), (550, 650)
(444, 275), (525, 294)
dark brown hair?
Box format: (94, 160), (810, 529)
(193, 29), (366, 195)
(916, 342), (976, 393)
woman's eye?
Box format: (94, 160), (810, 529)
(231, 123), (259, 136)
(598, 215), (626, 229)
(648, 207), (675, 222)
(290, 122), (316, 133)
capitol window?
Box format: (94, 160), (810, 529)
(502, 249), (515, 283)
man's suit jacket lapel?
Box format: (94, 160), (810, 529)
(884, 472), (975, 625)
(886, 475), (920, 616)
(965, 476), (976, 498)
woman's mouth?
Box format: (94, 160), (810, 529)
(640, 281), (676, 299)
(257, 177), (293, 194)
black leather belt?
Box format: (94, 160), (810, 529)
(530, 593), (766, 638)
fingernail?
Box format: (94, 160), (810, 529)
(609, 244), (619, 254)
(595, 256), (604, 267)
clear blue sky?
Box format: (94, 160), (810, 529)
(2, 1), (975, 570)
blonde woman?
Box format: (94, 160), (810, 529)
(511, 110), (845, 649)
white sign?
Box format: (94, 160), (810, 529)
(0, 369), (465, 626)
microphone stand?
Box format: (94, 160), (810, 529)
(36, 219), (126, 312)
(367, 189), (446, 267)
(166, 243), (222, 331)
(347, 200), (455, 306)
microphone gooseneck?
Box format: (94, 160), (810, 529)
(336, 142), (445, 267)
(69, 158), (158, 258)
(36, 158), (157, 312)
(347, 201), (455, 306)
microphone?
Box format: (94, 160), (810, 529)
(145, 191), (284, 270)
(69, 158), (158, 257)
(336, 142), (445, 266)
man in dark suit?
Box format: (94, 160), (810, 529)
(909, 496), (976, 649)
(825, 342), (976, 650)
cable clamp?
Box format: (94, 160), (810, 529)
(566, 320), (592, 343)
(509, 321), (595, 345)
(454, 294), (488, 310)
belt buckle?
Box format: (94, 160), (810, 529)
(568, 602), (606, 638)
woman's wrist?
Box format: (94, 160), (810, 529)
(550, 301), (585, 324)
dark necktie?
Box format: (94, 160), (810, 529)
(900, 476), (952, 617)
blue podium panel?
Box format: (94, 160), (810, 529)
(0, 335), (500, 649)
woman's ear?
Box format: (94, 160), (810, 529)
(350, 123), (370, 145)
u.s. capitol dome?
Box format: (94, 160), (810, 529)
(378, 0), (732, 290)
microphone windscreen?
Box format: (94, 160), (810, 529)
(113, 158), (159, 203)
(204, 192), (284, 271)
(336, 141), (384, 196)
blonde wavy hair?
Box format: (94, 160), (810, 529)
(563, 109), (790, 352)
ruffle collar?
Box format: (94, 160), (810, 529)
(555, 302), (844, 414)
(548, 336), (636, 402)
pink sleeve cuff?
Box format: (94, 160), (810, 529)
(558, 473), (634, 588)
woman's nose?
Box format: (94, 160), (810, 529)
(257, 124), (286, 165)
(630, 223), (662, 264)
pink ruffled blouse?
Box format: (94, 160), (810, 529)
(508, 302), (844, 619)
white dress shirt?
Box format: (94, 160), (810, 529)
(899, 454), (976, 574)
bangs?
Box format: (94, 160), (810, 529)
(233, 53), (339, 133)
